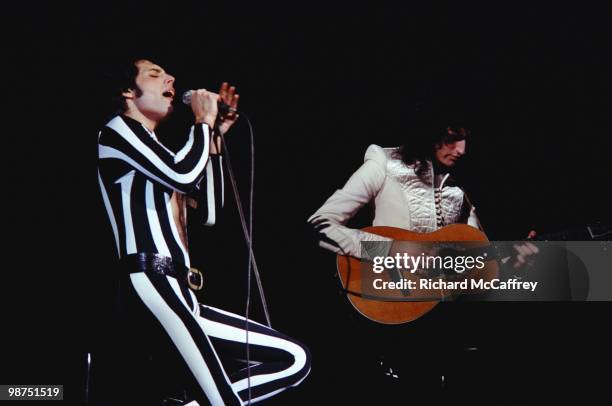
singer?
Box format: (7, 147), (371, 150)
(97, 58), (310, 405)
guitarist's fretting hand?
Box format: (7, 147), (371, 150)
(511, 230), (539, 269)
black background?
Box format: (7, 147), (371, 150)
(4, 1), (611, 404)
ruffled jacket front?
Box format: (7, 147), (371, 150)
(309, 144), (481, 258)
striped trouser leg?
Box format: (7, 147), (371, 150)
(126, 271), (310, 405)
(196, 304), (311, 403)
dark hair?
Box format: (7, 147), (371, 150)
(393, 102), (470, 181)
(101, 56), (152, 117)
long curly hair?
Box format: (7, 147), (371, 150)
(393, 102), (471, 181)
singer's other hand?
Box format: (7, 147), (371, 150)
(191, 89), (219, 128)
(218, 82), (240, 135)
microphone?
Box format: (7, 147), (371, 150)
(182, 90), (237, 115)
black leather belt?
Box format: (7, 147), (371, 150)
(121, 253), (204, 291)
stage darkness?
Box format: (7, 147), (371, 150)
(5, 1), (611, 403)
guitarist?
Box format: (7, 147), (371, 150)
(309, 117), (538, 267)
(307, 110), (542, 390)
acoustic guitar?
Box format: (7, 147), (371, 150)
(336, 223), (610, 325)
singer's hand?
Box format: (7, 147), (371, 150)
(217, 82), (239, 136)
(190, 89), (219, 128)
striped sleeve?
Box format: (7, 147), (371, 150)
(98, 116), (211, 193)
(192, 154), (225, 226)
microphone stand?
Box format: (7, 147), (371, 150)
(214, 113), (270, 405)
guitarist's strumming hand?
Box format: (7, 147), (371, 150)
(511, 230), (539, 269)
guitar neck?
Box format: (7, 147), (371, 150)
(532, 223), (612, 241)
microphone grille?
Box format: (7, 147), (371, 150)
(182, 90), (192, 105)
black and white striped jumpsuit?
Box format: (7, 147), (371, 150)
(97, 115), (310, 405)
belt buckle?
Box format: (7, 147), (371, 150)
(187, 267), (204, 291)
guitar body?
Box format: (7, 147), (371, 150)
(336, 224), (497, 324)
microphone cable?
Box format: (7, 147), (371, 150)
(214, 110), (271, 405)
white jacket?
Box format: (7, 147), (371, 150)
(308, 144), (481, 258)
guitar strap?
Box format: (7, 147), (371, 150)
(462, 189), (486, 234)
